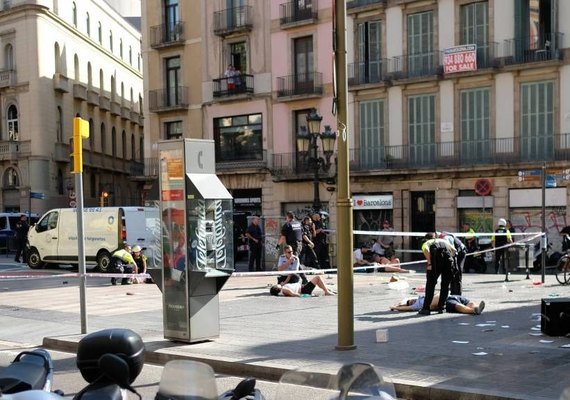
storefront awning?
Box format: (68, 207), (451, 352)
(186, 173), (232, 200)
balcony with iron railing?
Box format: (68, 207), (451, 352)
(150, 21), (185, 48)
(269, 151), (337, 181)
(148, 86), (189, 112)
(348, 59), (386, 87)
(130, 157), (159, 178)
(0, 140), (30, 161)
(503, 33), (564, 66)
(347, 0), (386, 11)
(348, 134), (570, 172)
(216, 149), (267, 171)
(385, 50), (443, 81)
(277, 72), (323, 98)
(279, 0), (318, 26)
(213, 74), (254, 98)
(214, 6), (253, 36)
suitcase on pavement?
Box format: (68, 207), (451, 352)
(541, 297), (570, 336)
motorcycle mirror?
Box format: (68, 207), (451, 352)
(98, 354), (140, 398)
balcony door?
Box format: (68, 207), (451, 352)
(357, 20), (382, 84)
(461, 2), (489, 67)
(294, 36), (313, 94)
(294, 0), (313, 21)
(520, 81), (554, 161)
(408, 95), (435, 166)
(165, 56), (181, 107)
(226, 0), (246, 29)
(165, 0), (180, 42)
(407, 11), (433, 77)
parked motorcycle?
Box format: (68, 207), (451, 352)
(532, 241), (563, 273)
(0, 349), (54, 395)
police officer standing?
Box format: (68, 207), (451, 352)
(277, 211), (303, 257)
(14, 215), (29, 263)
(418, 233), (456, 316)
(492, 218), (513, 276)
(439, 231), (466, 295)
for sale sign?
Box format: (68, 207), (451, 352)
(443, 44), (477, 74)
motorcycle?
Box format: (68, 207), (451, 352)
(275, 362), (396, 400)
(532, 241), (563, 273)
(0, 349), (54, 395)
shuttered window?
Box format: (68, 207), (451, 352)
(359, 100), (384, 168)
(520, 81), (554, 160)
(408, 95), (435, 165)
(460, 88), (490, 163)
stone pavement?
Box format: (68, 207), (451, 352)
(1, 268), (569, 400)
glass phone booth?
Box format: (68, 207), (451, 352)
(158, 139), (234, 342)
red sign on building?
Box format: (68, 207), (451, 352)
(443, 44), (477, 74)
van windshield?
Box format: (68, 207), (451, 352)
(36, 211), (59, 232)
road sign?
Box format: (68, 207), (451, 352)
(30, 191), (46, 200)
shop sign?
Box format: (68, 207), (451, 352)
(353, 195), (393, 210)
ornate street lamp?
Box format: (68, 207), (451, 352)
(296, 108), (336, 213)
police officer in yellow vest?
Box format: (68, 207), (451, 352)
(491, 218), (513, 275)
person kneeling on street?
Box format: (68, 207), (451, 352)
(270, 274), (336, 297)
(390, 294), (485, 315)
(110, 244), (137, 286)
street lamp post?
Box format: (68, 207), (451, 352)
(296, 108), (336, 213)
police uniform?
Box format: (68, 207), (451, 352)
(420, 238), (456, 314)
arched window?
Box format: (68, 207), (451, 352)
(120, 82), (124, 105)
(119, 39), (123, 58)
(86, 12), (90, 36)
(109, 30), (113, 52)
(122, 130), (127, 159)
(111, 76), (116, 101)
(54, 42), (61, 74)
(88, 118), (94, 149)
(4, 44), (13, 70)
(138, 94), (143, 114)
(130, 88), (134, 107)
(87, 62), (92, 88)
(131, 134), (135, 161)
(99, 69), (104, 91)
(56, 106), (63, 142)
(7, 104), (18, 140)
(57, 169), (64, 195)
(139, 136), (144, 162)
(72, 2), (77, 27)
(3, 167), (19, 187)
(137, 53), (141, 71)
(98, 22), (102, 44)
(74, 54), (79, 81)
(100, 123), (106, 153)
(129, 46), (132, 65)
(111, 127), (117, 156)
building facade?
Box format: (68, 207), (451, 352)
(142, 0), (570, 262)
(0, 0), (144, 215)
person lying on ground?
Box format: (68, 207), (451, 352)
(270, 275), (336, 297)
(390, 294), (485, 315)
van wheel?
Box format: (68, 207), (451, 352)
(97, 251), (112, 273)
(28, 248), (45, 269)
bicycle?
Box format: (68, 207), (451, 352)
(555, 253), (570, 285)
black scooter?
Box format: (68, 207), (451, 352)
(0, 349), (54, 395)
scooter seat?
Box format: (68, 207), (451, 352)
(0, 362), (47, 393)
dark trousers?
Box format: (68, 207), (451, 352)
(248, 242), (262, 272)
(495, 249), (508, 274)
(451, 251), (465, 295)
(422, 257), (453, 312)
(15, 240), (26, 262)
(314, 242), (330, 269)
(301, 245), (319, 269)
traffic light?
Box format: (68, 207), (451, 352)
(100, 191), (109, 207)
(72, 117), (89, 173)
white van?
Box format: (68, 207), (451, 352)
(27, 207), (159, 271)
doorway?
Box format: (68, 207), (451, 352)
(410, 191), (435, 259)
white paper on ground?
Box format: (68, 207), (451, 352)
(452, 340), (469, 344)
(472, 352), (488, 356)
(539, 340), (554, 343)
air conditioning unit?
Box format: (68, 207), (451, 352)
(8, 130), (19, 141)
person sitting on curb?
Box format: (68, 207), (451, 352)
(390, 294), (485, 315)
(270, 274), (336, 297)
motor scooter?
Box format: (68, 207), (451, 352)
(0, 349), (54, 395)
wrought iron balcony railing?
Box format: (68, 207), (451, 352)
(216, 149), (267, 171)
(348, 59), (386, 86)
(150, 22), (185, 48)
(504, 33), (564, 65)
(130, 157), (159, 178)
(347, 0), (386, 10)
(276, 72), (323, 97)
(385, 50), (443, 80)
(279, 0), (318, 25)
(213, 74), (254, 98)
(349, 134), (570, 172)
(269, 151), (337, 180)
(148, 86), (189, 112)
(214, 6), (253, 36)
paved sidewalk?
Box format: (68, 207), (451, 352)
(1, 269), (569, 400)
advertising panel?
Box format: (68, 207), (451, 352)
(443, 44), (477, 74)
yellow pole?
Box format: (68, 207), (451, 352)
(335, 0), (355, 351)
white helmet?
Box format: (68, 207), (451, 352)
(132, 245), (142, 253)
(498, 218), (506, 226)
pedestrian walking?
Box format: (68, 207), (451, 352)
(14, 215), (29, 263)
(418, 233), (456, 316)
(492, 218), (513, 275)
(245, 216), (263, 272)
